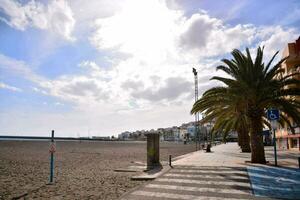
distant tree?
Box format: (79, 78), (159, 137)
(197, 90), (251, 152)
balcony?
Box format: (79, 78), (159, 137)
(287, 127), (300, 135)
(287, 66), (300, 80)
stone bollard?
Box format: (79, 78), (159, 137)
(146, 133), (161, 170)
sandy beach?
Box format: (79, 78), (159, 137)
(0, 140), (196, 199)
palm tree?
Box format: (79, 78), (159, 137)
(192, 47), (300, 163)
(193, 87), (251, 152)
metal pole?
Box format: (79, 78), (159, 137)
(50, 130), (54, 183)
(273, 129), (277, 166)
(169, 155), (172, 167)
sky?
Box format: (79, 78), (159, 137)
(0, 0), (299, 137)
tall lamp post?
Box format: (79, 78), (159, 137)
(193, 68), (199, 150)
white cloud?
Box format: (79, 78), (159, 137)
(179, 13), (220, 50)
(0, 0), (75, 41)
(54, 102), (64, 106)
(52, 76), (109, 102)
(0, 53), (44, 83)
(179, 12), (257, 57)
(121, 80), (145, 91)
(89, 2), (258, 61)
(90, 0), (181, 64)
(69, 0), (122, 28)
(0, 82), (22, 92)
(256, 26), (298, 59)
(0, 53), (31, 76)
(32, 87), (48, 95)
(131, 77), (191, 102)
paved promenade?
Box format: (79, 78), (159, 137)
(121, 143), (300, 200)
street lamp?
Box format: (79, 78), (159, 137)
(192, 68), (199, 150)
(193, 68), (197, 76)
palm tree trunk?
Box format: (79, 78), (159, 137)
(237, 132), (242, 147)
(249, 116), (266, 163)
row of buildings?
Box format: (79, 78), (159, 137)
(118, 121), (216, 142)
(275, 37), (300, 151)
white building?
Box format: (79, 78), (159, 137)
(118, 131), (131, 140)
(180, 127), (188, 141)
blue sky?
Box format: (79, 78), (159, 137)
(0, 0), (299, 137)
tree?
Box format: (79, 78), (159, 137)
(192, 47), (300, 163)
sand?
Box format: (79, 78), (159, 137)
(0, 140), (196, 199)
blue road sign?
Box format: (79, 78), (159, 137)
(267, 109), (279, 166)
(267, 109), (279, 121)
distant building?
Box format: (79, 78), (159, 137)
(134, 130), (147, 140)
(179, 127), (188, 141)
(118, 130), (147, 141)
(160, 126), (179, 141)
(275, 37), (300, 151)
(172, 126), (181, 141)
(117, 120), (215, 143)
(187, 125), (196, 138)
(92, 136), (110, 140)
(118, 131), (131, 140)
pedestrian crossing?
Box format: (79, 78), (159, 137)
(121, 166), (263, 200)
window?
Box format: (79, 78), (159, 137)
(291, 139), (298, 148)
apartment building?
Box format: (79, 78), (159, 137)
(276, 37), (300, 151)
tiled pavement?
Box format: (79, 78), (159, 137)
(120, 143), (300, 200)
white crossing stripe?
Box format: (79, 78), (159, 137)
(156, 178), (251, 187)
(164, 173), (248, 180)
(172, 169), (248, 174)
(132, 190), (250, 200)
(146, 183), (251, 195)
(174, 166), (237, 170)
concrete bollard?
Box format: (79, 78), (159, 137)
(146, 133), (161, 170)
